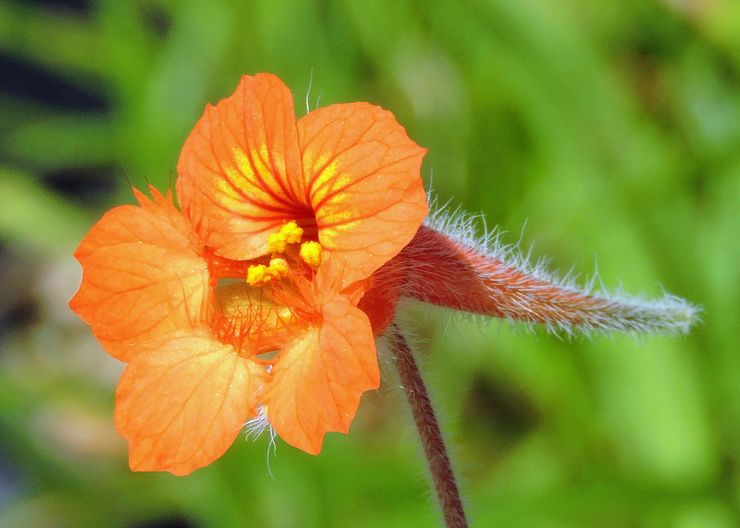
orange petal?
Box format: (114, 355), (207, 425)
(177, 73), (305, 260)
(115, 328), (266, 476)
(262, 295), (379, 454)
(69, 188), (209, 361)
(298, 102), (428, 287)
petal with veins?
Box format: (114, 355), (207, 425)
(177, 73), (306, 261)
(115, 328), (266, 476)
(262, 295), (379, 454)
(69, 188), (208, 361)
(298, 102), (428, 287)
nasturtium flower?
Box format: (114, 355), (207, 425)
(70, 73), (697, 476)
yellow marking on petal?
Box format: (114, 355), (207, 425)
(311, 159), (337, 188)
(315, 208), (361, 250)
(232, 149), (261, 191)
(335, 219), (361, 232)
(233, 149), (254, 179)
(320, 228), (338, 249)
(250, 146), (271, 184)
(310, 160), (339, 202)
(258, 144), (284, 175)
(268, 221), (304, 253)
(221, 168), (242, 197)
(233, 147), (271, 185)
(333, 174), (350, 192)
(311, 152), (331, 165)
(299, 241), (323, 268)
(233, 146), (280, 190)
(320, 209), (353, 225)
(222, 149), (276, 206)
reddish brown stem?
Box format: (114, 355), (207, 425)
(391, 327), (468, 528)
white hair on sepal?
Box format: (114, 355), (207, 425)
(424, 191), (548, 282)
(419, 190), (701, 337)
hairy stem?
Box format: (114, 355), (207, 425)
(391, 327), (468, 528)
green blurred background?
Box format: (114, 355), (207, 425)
(0, 0), (738, 526)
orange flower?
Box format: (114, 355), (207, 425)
(70, 73), (427, 475)
(70, 73), (696, 476)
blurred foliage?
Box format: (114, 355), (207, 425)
(0, 0), (738, 527)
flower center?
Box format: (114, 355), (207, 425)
(246, 220), (323, 287)
(214, 281), (294, 358)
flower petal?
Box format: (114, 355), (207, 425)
(263, 295), (379, 454)
(177, 73), (305, 260)
(298, 102), (428, 287)
(69, 188), (209, 361)
(115, 328), (266, 476)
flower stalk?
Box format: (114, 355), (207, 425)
(391, 327), (468, 528)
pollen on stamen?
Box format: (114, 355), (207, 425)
(247, 264), (271, 286)
(269, 257), (289, 276)
(246, 258), (291, 287)
(268, 220), (304, 253)
(299, 241), (322, 268)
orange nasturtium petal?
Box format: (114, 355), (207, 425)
(69, 188), (209, 362)
(177, 73), (305, 261)
(115, 328), (267, 475)
(298, 102), (428, 287)
(263, 295), (379, 454)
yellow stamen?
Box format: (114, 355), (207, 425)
(282, 221), (303, 244)
(299, 241), (322, 268)
(246, 264), (271, 286)
(268, 257), (289, 277)
(267, 221), (304, 254)
(246, 258), (291, 286)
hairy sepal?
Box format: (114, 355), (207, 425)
(391, 205), (699, 336)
